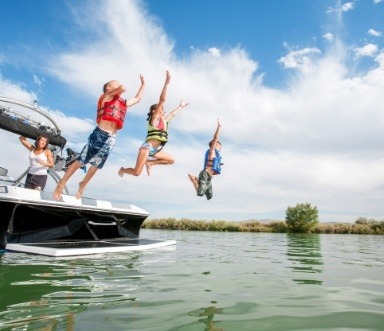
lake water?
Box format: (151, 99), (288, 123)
(0, 230), (383, 331)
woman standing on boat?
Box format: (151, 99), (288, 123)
(19, 135), (54, 191)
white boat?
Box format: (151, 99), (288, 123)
(0, 97), (175, 256)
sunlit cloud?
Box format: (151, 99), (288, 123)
(326, 1), (355, 14)
(208, 47), (221, 57)
(375, 51), (384, 65)
(33, 74), (45, 90)
(341, 2), (355, 12)
(278, 47), (321, 72)
(368, 29), (382, 37)
(323, 32), (335, 42)
(354, 43), (378, 58)
(0, 76), (37, 103)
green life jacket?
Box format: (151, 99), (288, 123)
(146, 117), (168, 143)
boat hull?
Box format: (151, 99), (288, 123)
(0, 185), (149, 250)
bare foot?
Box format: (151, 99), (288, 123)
(188, 174), (198, 191)
(145, 162), (152, 176)
(118, 167), (125, 177)
(53, 181), (65, 200)
(75, 181), (86, 199)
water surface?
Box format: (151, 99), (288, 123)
(1, 230), (383, 330)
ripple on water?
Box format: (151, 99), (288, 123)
(0, 231), (383, 330)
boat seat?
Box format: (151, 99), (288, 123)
(0, 167), (8, 176)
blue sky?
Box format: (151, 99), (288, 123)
(0, 0), (383, 222)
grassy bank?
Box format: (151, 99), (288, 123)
(142, 218), (384, 235)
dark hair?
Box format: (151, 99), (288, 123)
(147, 104), (158, 121)
(209, 140), (221, 148)
(35, 135), (50, 150)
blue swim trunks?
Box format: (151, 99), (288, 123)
(78, 126), (116, 169)
(140, 142), (161, 157)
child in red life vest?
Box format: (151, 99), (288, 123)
(53, 75), (145, 200)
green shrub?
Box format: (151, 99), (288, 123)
(285, 203), (319, 233)
(355, 217), (379, 225)
(269, 221), (288, 233)
(371, 221), (384, 234)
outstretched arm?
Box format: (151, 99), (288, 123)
(165, 100), (189, 122)
(127, 74), (145, 107)
(151, 71), (171, 124)
(212, 119), (221, 142)
(208, 119), (222, 156)
(19, 136), (33, 151)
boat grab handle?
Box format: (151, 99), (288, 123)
(87, 221), (117, 226)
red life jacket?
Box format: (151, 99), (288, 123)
(97, 95), (127, 130)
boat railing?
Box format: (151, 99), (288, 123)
(0, 97), (76, 194)
(0, 97), (61, 134)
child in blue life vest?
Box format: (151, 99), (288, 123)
(188, 119), (222, 200)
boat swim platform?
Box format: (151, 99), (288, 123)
(6, 238), (176, 257)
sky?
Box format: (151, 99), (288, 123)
(0, 0), (383, 223)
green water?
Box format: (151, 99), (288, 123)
(0, 230), (383, 330)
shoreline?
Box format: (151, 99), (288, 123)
(142, 217), (384, 235)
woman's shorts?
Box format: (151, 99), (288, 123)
(25, 173), (48, 190)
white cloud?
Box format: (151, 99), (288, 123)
(341, 2), (355, 12)
(33, 75), (45, 90)
(326, 1), (355, 14)
(354, 43), (378, 58)
(47, 0), (175, 101)
(323, 32), (335, 42)
(0, 76), (37, 103)
(278, 47), (321, 72)
(375, 51), (384, 66)
(208, 47), (221, 57)
(373, 0), (383, 4)
(368, 29), (382, 37)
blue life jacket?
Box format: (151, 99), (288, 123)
(204, 149), (222, 174)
